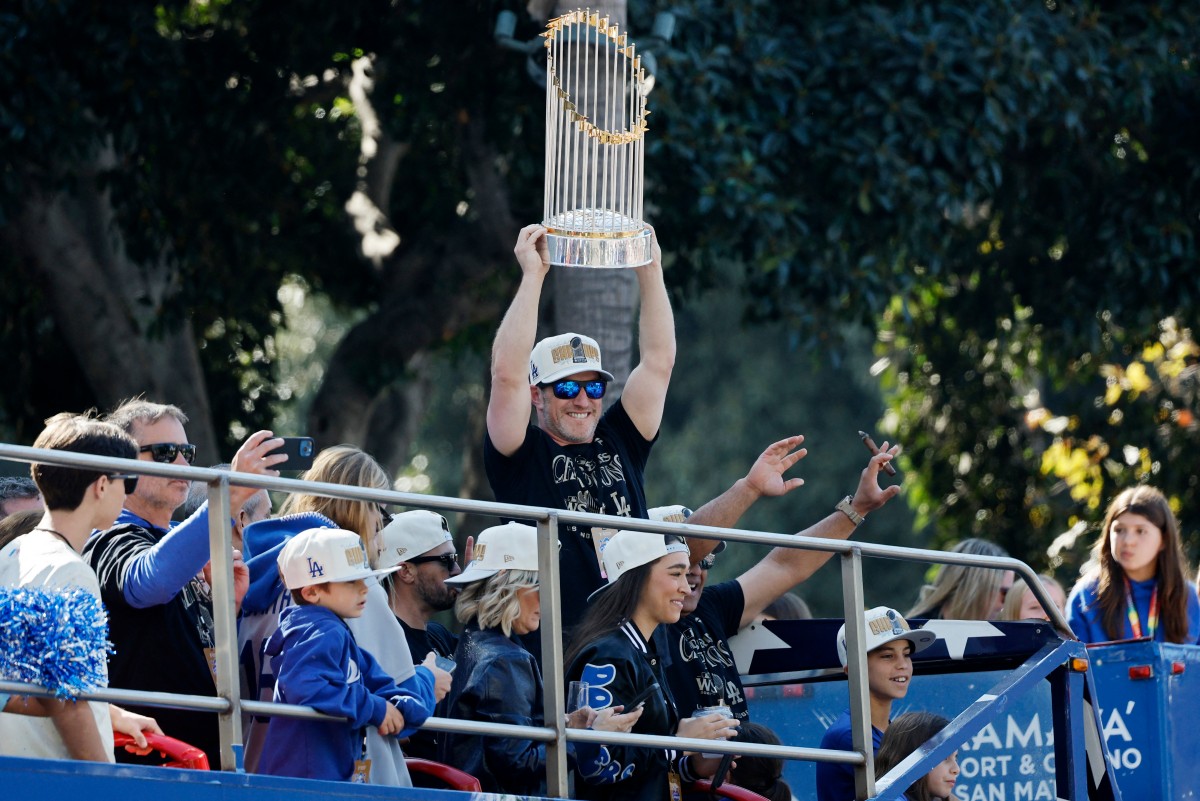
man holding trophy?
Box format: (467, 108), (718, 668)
(483, 221), (674, 641)
(483, 11), (679, 640)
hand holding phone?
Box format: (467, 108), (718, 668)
(275, 436), (315, 471)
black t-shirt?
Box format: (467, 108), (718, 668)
(397, 616), (457, 761)
(399, 617), (458, 662)
(484, 398), (655, 640)
(664, 579), (750, 721)
(84, 522), (222, 768)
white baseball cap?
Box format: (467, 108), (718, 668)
(528, 332), (616, 386)
(648, 505), (726, 560)
(588, 530), (691, 600)
(373, 510), (453, 571)
(836, 606), (936, 667)
(278, 528), (401, 590)
(445, 522), (540, 585)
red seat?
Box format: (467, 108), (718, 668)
(686, 778), (771, 801)
(406, 757), (483, 791)
(112, 732), (210, 770)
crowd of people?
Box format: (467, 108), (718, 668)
(2, 224), (1199, 801)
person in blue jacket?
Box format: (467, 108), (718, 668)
(258, 528), (434, 784)
(1067, 485), (1200, 645)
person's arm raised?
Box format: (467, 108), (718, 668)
(620, 226), (676, 440)
(736, 444), (901, 628)
(487, 224), (551, 456)
(685, 436), (807, 565)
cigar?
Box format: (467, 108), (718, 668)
(858, 430), (898, 476)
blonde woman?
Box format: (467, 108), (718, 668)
(908, 538), (1014, 620)
(240, 445), (446, 783)
(1000, 575), (1066, 621)
(439, 523), (635, 795)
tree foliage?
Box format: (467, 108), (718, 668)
(646, 0), (1200, 571)
(2, 0), (1198, 581)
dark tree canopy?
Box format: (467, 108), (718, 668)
(2, 0), (1198, 575)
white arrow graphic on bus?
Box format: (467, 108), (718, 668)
(917, 619), (1004, 660)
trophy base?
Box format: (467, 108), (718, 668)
(544, 227), (652, 269)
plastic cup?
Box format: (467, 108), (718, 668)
(692, 704), (735, 758)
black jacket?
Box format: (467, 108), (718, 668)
(441, 623), (596, 795)
(568, 620), (688, 801)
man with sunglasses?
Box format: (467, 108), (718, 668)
(375, 510), (463, 663)
(83, 399), (288, 769)
(1, 412), (161, 762)
(658, 439), (902, 724)
(485, 223), (676, 645)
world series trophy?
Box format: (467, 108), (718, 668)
(541, 9), (652, 268)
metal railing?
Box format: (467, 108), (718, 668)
(0, 443), (1072, 800)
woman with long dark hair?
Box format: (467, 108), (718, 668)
(565, 530), (737, 801)
(1067, 485), (1200, 644)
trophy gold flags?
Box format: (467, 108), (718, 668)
(541, 9), (652, 268)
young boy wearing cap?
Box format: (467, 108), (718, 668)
(815, 606), (936, 801)
(258, 528), (435, 784)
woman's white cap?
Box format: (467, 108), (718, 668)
(445, 522), (540, 585)
(588, 530), (690, 601)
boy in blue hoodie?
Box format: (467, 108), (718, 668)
(258, 527), (434, 783)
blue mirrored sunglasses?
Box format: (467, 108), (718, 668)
(551, 380), (607, 400)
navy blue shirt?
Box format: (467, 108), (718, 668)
(815, 709), (885, 801)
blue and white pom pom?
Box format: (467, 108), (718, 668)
(0, 585), (111, 699)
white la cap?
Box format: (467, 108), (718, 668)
(445, 522), (540, 585)
(588, 530), (691, 600)
(836, 606), (936, 667)
(528, 332), (616, 386)
(373, 510), (453, 571)
(278, 528), (400, 590)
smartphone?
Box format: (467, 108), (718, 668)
(623, 682), (660, 711)
(276, 436), (315, 470)
(434, 654), (456, 674)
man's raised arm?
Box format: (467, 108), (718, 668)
(487, 224), (552, 457)
(620, 226), (676, 441)
(684, 435), (808, 565)
(735, 444), (901, 628)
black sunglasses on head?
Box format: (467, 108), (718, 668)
(551, 380), (607, 400)
(377, 505), (394, 530)
(406, 553), (459, 570)
(139, 442), (197, 464)
(108, 473), (139, 494)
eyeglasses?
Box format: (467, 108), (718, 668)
(108, 473), (139, 494)
(138, 442), (197, 464)
(377, 505), (394, 531)
(406, 553), (459, 571)
(551, 380), (607, 400)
